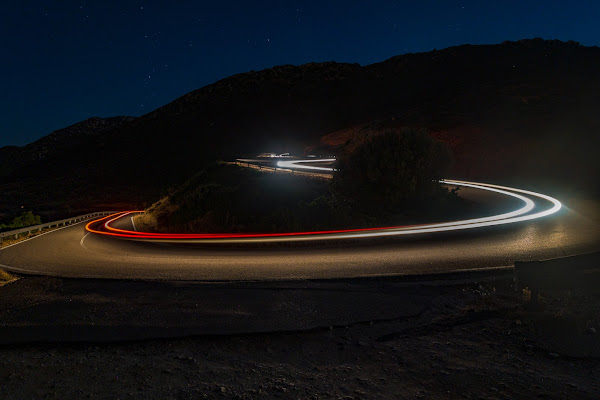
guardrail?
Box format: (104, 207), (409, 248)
(0, 212), (113, 244)
(233, 161), (332, 179)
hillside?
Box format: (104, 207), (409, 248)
(1, 38), (598, 219)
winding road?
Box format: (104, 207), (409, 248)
(0, 161), (598, 280)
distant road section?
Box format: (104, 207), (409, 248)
(276, 158), (336, 172)
(233, 158), (333, 179)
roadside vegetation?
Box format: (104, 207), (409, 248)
(137, 129), (464, 233)
(0, 269), (17, 286)
(0, 211), (42, 232)
(135, 165), (346, 233)
(0, 210), (49, 248)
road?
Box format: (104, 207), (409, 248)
(1, 180), (598, 280)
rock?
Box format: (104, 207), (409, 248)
(586, 327), (596, 334)
(548, 352), (560, 358)
(515, 319), (522, 325)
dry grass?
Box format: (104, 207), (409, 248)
(0, 269), (17, 286)
(0, 232), (33, 248)
(132, 213), (158, 232)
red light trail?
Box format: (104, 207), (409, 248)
(86, 180), (562, 244)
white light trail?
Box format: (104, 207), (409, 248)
(144, 180), (558, 243)
(92, 160), (563, 244)
(98, 178), (562, 244)
(276, 159), (336, 171)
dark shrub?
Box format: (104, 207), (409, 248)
(333, 129), (453, 208)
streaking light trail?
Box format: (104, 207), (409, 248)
(87, 177), (562, 244)
(276, 158), (336, 171)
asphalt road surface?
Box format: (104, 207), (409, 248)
(1, 185), (598, 280)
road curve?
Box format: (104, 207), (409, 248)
(92, 180), (559, 243)
(0, 180), (598, 280)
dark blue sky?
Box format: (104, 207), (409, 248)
(1, 0), (598, 147)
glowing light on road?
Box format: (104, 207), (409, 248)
(87, 178), (562, 243)
(276, 158), (336, 171)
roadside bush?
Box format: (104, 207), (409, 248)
(0, 211), (42, 231)
(333, 129), (453, 210)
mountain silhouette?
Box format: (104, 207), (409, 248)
(1, 38), (598, 219)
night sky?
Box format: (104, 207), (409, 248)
(1, 0), (599, 147)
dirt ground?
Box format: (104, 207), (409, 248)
(0, 272), (598, 399)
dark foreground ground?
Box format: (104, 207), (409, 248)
(0, 270), (598, 399)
